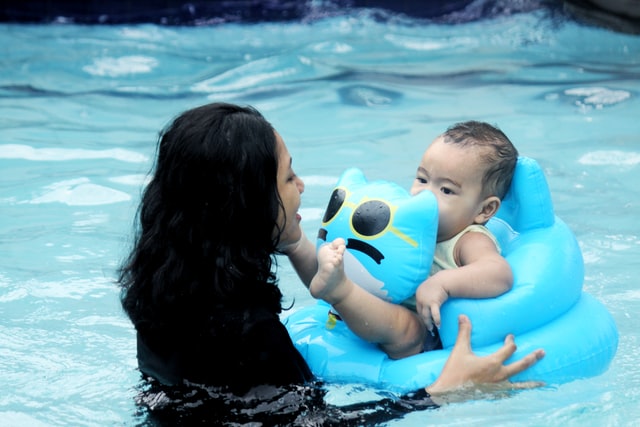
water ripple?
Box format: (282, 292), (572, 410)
(579, 150), (640, 166)
(0, 144), (148, 163)
(82, 55), (159, 77)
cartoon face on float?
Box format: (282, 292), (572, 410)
(317, 168), (438, 304)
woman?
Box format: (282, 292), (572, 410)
(118, 102), (544, 425)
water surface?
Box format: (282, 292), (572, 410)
(1, 7), (639, 426)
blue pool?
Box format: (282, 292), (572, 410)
(1, 3), (639, 426)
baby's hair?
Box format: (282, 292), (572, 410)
(442, 121), (518, 199)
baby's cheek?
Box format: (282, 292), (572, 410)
(410, 185), (425, 197)
(436, 216), (450, 238)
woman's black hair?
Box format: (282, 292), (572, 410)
(118, 102), (284, 332)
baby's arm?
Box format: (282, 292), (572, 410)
(416, 231), (513, 330)
(312, 239), (427, 360)
(280, 228), (318, 288)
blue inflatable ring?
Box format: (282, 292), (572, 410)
(285, 157), (618, 393)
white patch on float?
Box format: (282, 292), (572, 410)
(343, 249), (388, 300)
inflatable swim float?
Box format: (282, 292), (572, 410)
(285, 157), (619, 393)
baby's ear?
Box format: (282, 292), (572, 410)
(475, 196), (501, 224)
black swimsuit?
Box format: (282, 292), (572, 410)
(135, 306), (437, 425)
(136, 306), (313, 393)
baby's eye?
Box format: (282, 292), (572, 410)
(441, 187), (455, 195)
(416, 177), (427, 184)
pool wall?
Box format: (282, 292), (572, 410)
(1, 0), (639, 33)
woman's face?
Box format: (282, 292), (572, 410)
(274, 131), (305, 247)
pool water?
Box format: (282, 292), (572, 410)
(1, 6), (639, 426)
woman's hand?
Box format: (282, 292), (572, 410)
(426, 314), (545, 402)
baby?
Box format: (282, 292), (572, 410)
(310, 121), (518, 359)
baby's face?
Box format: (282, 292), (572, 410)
(410, 136), (489, 242)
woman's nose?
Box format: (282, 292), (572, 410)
(296, 176), (305, 193)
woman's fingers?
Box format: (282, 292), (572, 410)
(492, 333), (518, 363)
(452, 314), (472, 353)
(488, 332), (545, 380)
(456, 314), (471, 350)
(501, 348), (546, 380)
(508, 379), (546, 389)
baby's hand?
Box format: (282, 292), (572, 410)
(415, 277), (449, 332)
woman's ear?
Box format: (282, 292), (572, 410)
(474, 196), (501, 224)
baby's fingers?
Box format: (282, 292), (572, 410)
(431, 303), (442, 329)
(423, 314), (434, 332)
(417, 304), (434, 332)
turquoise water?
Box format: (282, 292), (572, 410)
(1, 8), (639, 426)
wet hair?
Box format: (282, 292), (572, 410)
(118, 102), (284, 332)
(442, 120), (518, 199)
